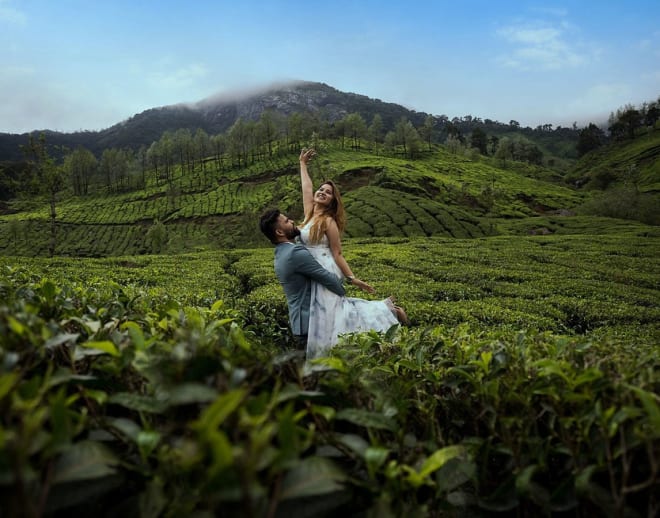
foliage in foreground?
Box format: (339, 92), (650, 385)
(0, 258), (658, 517)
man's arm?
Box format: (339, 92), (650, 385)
(291, 246), (346, 296)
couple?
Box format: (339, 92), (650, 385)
(259, 148), (408, 360)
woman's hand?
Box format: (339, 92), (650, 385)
(352, 278), (375, 294)
(299, 148), (316, 164)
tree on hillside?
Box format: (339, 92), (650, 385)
(470, 127), (488, 155)
(495, 136), (514, 167)
(644, 102), (659, 127)
(334, 117), (347, 149)
(194, 129), (210, 175)
(445, 134), (462, 155)
(368, 114), (384, 153)
(609, 106), (643, 140)
(394, 117), (422, 159)
(210, 134), (227, 171)
(513, 139), (544, 165)
(419, 115), (436, 151)
(286, 113), (304, 152)
(258, 110), (280, 157)
(488, 135), (499, 156)
(618, 108), (642, 139)
(21, 133), (65, 257)
(137, 145), (148, 189)
(100, 148), (130, 192)
(158, 132), (175, 185)
(147, 141), (161, 184)
(343, 112), (367, 150)
(576, 123), (606, 157)
(228, 118), (250, 167)
(64, 146), (97, 195)
(445, 122), (463, 142)
(173, 128), (192, 176)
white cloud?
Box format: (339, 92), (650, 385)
(495, 17), (591, 70)
(566, 83), (634, 123)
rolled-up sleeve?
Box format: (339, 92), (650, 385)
(291, 246), (345, 296)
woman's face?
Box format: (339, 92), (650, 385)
(314, 183), (335, 206)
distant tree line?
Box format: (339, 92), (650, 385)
(576, 96), (660, 157)
(8, 95), (656, 202)
(42, 110), (556, 197)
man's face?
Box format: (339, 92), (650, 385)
(277, 214), (300, 241)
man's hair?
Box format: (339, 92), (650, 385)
(259, 208), (281, 244)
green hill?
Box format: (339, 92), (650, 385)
(1, 126), (658, 257)
(568, 129), (660, 191)
(0, 143), (585, 256)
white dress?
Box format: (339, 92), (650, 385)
(299, 222), (399, 359)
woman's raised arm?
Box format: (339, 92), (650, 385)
(299, 148), (315, 218)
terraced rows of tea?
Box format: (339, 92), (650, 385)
(234, 231), (660, 342)
(0, 147), (590, 256)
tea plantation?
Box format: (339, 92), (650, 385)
(1, 225), (658, 517)
(1, 136), (659, 516)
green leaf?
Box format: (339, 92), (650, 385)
(108, 392), (167, 413)
(229, 322), (250, 350)
(139, 480), (167, 518)
(309, 356), (346, 372)
(137, 430), (161, 458)
(7, 316), (27, 336)
(109, 417), (142, 442)
(572, 368), (603, 388)
(121, 321), (145, 350)
(0, 372), (19, 401)
(194, 389), (246, 431)
(436, 459), (476, 493)
(44, 333), (79, 349)
(365, 447), (389, 478)
(47, 367), (96, 389)
(52, 441), (119, 484)
(515, 464), (550, 507)
(80, 340), (119, 357)
(39, 280), (58, 303)
(275, 384), (325, 404)
(417, 445), (466, 480)
(208, 429), (233, 472)
(165, 383), (218, 406)
(310, 404), (336, 421)
(626, 385), (660, 436)
(279, 457), (347, 500)
(335, 408), (397, 431)
(533, 359), (570, 383)
(336, 433), (369, 458)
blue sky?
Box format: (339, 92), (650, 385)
(1, 0), (659, 134)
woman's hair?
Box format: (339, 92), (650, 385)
(304, 180), (346, 244)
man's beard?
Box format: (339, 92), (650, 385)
(285, 226), (301, 240)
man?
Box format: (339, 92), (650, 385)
(259, 208), (346, 351)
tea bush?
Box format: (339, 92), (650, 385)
(0, 231), (658, 516)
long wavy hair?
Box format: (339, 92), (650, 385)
(303, 180), (346, 244)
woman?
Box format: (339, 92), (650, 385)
(298, 148), (408, 359)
